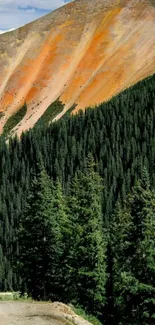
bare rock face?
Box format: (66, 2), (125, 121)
(0, 0), (155, 135)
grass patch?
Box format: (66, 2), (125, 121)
(35, 99), (64, 128)
(63, 104), (77, 118)
(3, 103), (27, 137)
(71, 306), (102, 325)
(0, 291), (32, 301)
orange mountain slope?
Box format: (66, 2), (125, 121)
(0, 0), (155, 135)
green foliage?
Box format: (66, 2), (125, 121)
(111, 179), (155, 324)
(46, 178), (71, 301)
(3, 103), (27, 136)
(72, 306), (102, 325)
(0, 74), (155, 323)
(18, 159), (63, 300)
(67, 155), (107, 316)
(63, 104), (77, 118)
(35, 99), (64, 128)
(0, 292), (31, 301)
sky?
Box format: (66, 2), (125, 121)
(0, 0), (72, 32)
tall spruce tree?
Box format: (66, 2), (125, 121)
(111, 199), (134, 324)
(18, 160), (62, 300)
(111, 175), (155, 324)
(48, 178), (71, 301)
(68, 155), (107, 316)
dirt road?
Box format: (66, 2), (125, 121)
(0, 301), (91, 325)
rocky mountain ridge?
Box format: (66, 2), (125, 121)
(0, 0), (155, 135)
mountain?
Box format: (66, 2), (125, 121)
(0, 29), (15, 34)
(0, 0), (155, 135)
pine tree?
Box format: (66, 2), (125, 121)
(0, 245), (4, 291)
(68, 155), (107, 316)
(111, 199), (135, 324)
(135, 181), (155, 324)
(18, 161), (61, 300)
(111, 176), (155, 324)
(49, 178), (71, 301)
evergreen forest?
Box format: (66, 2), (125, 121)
(0, 74), (155, 324)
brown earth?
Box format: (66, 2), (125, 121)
(0, 301), (92, 325)
(0, 0), (155, 135)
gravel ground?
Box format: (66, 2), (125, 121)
(0, 301), (70, 325)
(0, 301), (91, 325)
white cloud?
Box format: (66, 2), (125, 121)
(0, 0), (72, 30)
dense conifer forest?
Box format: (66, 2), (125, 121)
(0, 74), (155, 324)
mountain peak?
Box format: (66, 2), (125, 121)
(0, 0), (155, 135)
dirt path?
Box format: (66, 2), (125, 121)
(0, 301), (92, 325)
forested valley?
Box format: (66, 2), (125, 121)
(0, 74), (155, 324)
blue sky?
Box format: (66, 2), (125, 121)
(0, 0), (72, 32)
